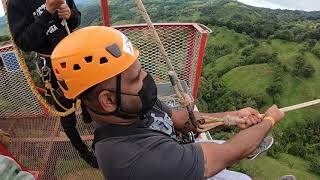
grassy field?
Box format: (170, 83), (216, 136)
(232, 154), (320, 180)
(208, 29), (320, 126)
(222, 64), (274, 96)
(202, 27), (320, 179)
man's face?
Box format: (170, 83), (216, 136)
(114, 60), (148, 114)
(83, 59), (153, 122)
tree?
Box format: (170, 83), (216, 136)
(309, 156), (320, 174)
(266, 82), (282, 104)
(306, 39), (317, 49)
(302, 64), (315, 78)
(0, 35), (10, 44)
(292, 55), (306, 77)
(292, 55), (315, 78)
(311, 47), (320, 58)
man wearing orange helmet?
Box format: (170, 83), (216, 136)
(51, 26), (285, 180)
(7, 0), (98, 168)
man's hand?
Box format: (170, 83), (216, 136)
(265, 105), (284, 124)
(236, 107), (262, 129)
(46, 0), (65, 14)
(0, 129), (11, 148)
(58, 4), (72, 20)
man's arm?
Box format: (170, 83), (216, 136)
(7, 0), (52, 52)
(199, 105), (284, 177)
(66, 0), (81, 30)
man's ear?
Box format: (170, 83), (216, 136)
(98, 90), (117, 113)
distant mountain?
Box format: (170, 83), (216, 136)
(74, 0), (100, 8)
(0, 16), (6, 24)
(0, 16), (8, 36)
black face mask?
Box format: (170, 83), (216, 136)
(89, 73), (157, 119)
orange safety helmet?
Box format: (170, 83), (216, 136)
(51, 26), (139, 99)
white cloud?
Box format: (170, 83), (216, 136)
(237, 0), (289, 10)
(236, 0), (320, 11)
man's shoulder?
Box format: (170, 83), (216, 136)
(95, 128), (178, 158)
(94, 126), (205, 180)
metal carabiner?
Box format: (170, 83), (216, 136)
(40, 57), (51, 82)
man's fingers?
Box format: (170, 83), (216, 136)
(249, 116), (258, 125)
(235, 118), (246, 124)
(58, 12), (69, 16)
(58, 9), (70, 13)
(248, 107), (260, 115)
(59, 3), (69, 8)
(252, 114), (262, 123)
(244, 117), (253, 127)
(238, 124), (247, 129)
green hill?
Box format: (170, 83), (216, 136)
(0, 16), (8, 36)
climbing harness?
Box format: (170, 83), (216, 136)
(36, 53), (71, 111)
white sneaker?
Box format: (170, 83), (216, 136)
(279, 175), (296, 180)
(247, 136), (274, 160)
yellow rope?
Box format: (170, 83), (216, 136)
(45, 80), (69, 111)
(13, 42), (79, 116)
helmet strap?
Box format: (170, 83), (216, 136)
(86, 74), (140, 120)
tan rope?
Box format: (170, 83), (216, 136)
(135, 0), (193, 106)
(62, 19), (71, 34)
(134, 0), (199, 132)
(62, 1), (71, 34)
(196, 99), (320, 132)
(280, 99), (320, 113)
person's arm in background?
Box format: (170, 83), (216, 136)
(65, 0), (81, 30)
(199, 105), (284, 178)
(8, 0), (65, 52)
(7, 0), (53, 51)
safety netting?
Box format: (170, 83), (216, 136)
(0, 23), (209, 179)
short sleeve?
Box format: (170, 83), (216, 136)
(132, 138), (205, 180)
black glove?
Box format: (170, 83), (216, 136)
(80, 151), (99, 168)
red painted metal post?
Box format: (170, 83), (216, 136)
(100, 0), (110, 26)
(192, 33), (208, 99)
(185, 30), (196, 89)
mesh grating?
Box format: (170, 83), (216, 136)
(0, 45), (43, 118)
(115, 24), (203, 94)
(0, 23), (208, 180)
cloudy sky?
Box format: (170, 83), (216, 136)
(0, 0), (320, 17)
(236, 0), (320, 11)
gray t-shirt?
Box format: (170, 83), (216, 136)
(95, 100), (205, 180)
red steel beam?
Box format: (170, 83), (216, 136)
(192, 32), (208, 99)
(100, 0), (110, 26)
